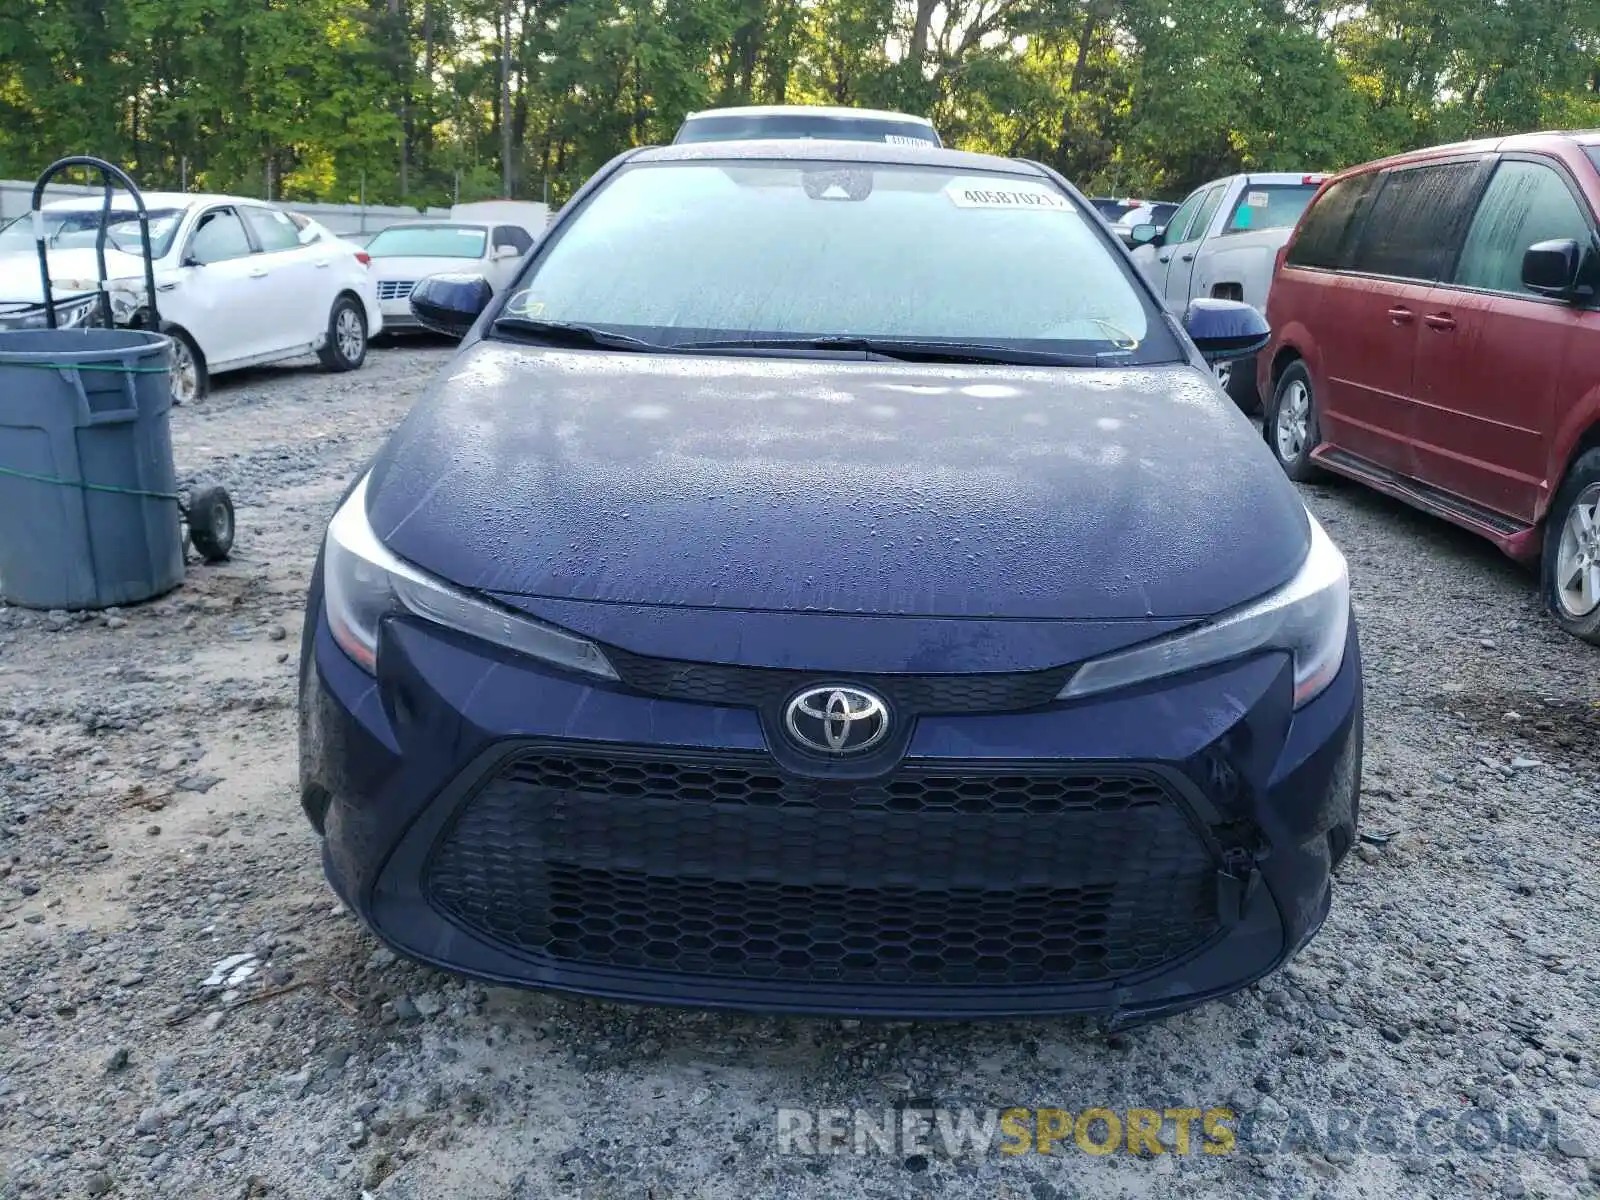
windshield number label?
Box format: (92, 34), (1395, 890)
(947, 183), (1071, 212)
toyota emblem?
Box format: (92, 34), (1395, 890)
(784, 685), (890, 755)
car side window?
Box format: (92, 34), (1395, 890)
(494, 225), (534, 254)
(187, 208), (253, 264)
(1178, 184), (1226, 244)
(1161, 189), (1207, 244)
(240, 206), (302, 254)
(1347, 161), (1484, 282)
(285, 211), (324, 246)
(1454, 160), (1595, 295)
(1286, 173), (1380, 269)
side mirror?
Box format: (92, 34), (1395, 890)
(492, 244), (520, 260)
(1522, 239), (1584, 298)
(1129, 223), (1159, 247)
(182, 253), (203, 268)
(1185, 297), (1270, 363)
(410, 273), (494, 338)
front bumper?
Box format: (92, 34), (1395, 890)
(300, 602), (1361, 1021)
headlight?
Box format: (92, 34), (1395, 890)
(55, 294), (101, 329)
(1058, 511), (1349, 708)
(0, 294), (100, 331)
(323, 473), (618, 680)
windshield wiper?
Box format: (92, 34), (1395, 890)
(671, 335), (1113, 367)
(492, 316), (664, 353)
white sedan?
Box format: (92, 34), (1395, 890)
(364, 222), (535, 333)
(0, 192), (383, 402)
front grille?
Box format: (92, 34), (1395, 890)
(376, 280), (415, 301)
(424, 748), (1221, 989)
(604, 646), (1073, 714)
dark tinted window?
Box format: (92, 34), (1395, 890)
(188, 209), (253, 264)
(1455, 161), (1594, 294)
(1588, 148), (1600, 173)
(1347, 162), (1483, 281)
(1286, 175), (1376, 268)
(675, 113), (941, 147)
(1221, 183), (1319, 236)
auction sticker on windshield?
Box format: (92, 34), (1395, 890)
(945, 180), (1072, 212)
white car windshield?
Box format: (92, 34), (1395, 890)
(365, 225), (487, 258)
(502, 160), (1162, 358)
(0, 208), (186, 257)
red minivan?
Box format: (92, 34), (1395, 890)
(1259, 130), (1600, 644)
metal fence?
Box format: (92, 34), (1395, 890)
(0, 180), (461, 235)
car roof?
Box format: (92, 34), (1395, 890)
(630, 139), (1043, 175)
(1337, 129), (1600, 176)
(681, 104), (935, 128)
(39, 191), (268, 212)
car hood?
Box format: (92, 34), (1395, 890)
(365, 342), (1310, 621)
(368, 255), (484, 281)
(0, 246), (161, 301)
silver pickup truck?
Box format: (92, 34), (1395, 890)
(1129, 172), (1327, 412)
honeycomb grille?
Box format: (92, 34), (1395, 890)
(423, 749), (1221, 988)
(603, 646), (1073, 714)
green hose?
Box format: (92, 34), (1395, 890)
(0, 462), (179, 501)
(2, 360), (168, 374)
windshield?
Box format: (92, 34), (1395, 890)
(676, 114), (940, 147)
(1221, 184), (1318, 236)
(365, 224), (487, 258)
(0, 207), (186, 257)
(500, 161), (1164, 359)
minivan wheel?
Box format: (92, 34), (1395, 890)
(1266, 362), (1321, 482)
(1542, 449), (1600, 644)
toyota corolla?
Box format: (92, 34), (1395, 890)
(298, 140), (1362, 1023)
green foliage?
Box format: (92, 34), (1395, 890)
(0, 0), (1596, 205)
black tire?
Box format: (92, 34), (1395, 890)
(1541, 448), (1600, 645)
(318, 295), (367, 372)
(1222, 352), (1262, 415)
(1264, 360), (1322, 482)
(165, 327), (208, 404)
(187, 484), (235, 563)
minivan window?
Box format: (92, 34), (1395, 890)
(1286, 173), (1379, 269)
(1221, 184), (1318, 236)
(503, 161), (1166, 358)
(1347, 161), (1483, 281)
(1455, 161), (1595, 295)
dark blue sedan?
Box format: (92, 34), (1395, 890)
(298, 140), (1362, 1023)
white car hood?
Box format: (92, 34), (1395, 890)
(368, 255), (484, 283)
(0, 246), (165, 303)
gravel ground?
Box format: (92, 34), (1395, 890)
(1, 345), (1597, 1200)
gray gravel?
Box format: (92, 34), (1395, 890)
(1, 348), (1597, 1199)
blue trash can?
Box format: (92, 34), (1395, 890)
(0, 328), (185, 609)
